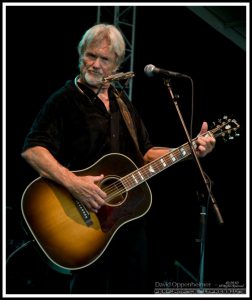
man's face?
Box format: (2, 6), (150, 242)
(80, 39), (118, 88)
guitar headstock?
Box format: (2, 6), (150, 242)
(210, 115), (240, 142)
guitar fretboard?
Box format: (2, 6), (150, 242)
(121, 136), (204, 191)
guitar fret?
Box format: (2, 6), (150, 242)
(132, 174), (138, 184)
(154, 160), (164, 172)
(138, 171), (144, 180)
(125, 175), (135, 189)
(123, 170), (146, 190)
(134, 171), (145, 183)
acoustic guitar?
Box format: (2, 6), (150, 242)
(21, 116), (239, 274)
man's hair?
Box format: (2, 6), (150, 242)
(77, 23), (126, 69)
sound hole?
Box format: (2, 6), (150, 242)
(99, 176), (127, 207)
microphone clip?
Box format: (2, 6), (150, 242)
(103, 71), (135, 83)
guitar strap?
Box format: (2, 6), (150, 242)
(113, 89), (145, 166)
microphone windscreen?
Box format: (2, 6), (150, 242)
(144, 64), (155, 77)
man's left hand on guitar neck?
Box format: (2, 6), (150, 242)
(196, 121), (216, 157)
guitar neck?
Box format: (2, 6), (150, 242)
(121, 132), (209, 191)
(119, 114), (240, 192)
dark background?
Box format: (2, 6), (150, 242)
(5, 5), (247, 294)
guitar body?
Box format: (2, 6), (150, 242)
(21, 153), (152, 273)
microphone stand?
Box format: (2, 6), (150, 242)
(163, 79), (224, 293)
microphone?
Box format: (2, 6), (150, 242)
(144, 64), (190, 79)
(103, 71), (135, 83)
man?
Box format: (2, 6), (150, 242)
(21, 23), (215, 293)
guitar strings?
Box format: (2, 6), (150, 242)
(99, 149), (183, 204)
(102, 182), (126, 203)
(100, 146), (191, 203)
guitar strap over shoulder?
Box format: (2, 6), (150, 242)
(113, 89), (145, 166)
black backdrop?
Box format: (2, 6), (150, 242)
(5, 5), (247, 294)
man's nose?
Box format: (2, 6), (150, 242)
(92, 57), (101, 68)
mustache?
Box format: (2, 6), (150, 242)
(88, 69), (103, 76)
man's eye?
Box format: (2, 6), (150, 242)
(101, 57), (109, 63)
(86, 53), (96, 60)
(90, 54), (97, 59)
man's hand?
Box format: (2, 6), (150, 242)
(68, 174), (107, 213)
(196, 122), (216, 157)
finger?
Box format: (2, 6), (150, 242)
(93, 175), (107, 199)
(93, 174), (104, 183)
(94, 186), (107, 199)
(93, 193), (106, 206)
(81, 198), (92, 211)
(87, 201), (98, 213)
(199, 121), (208, 135)
(96, 189), (107, 200)
(90, 198), (101, 209)
(197, 145), (206, 153)
(197, 136), (207, 146)
(200, 136), (215, 148)
(83, 197), (101, 212)
(209, 136), (216, 145)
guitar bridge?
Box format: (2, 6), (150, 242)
(74, 199), (93, 226)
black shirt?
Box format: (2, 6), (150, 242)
(23, 79), (153, 170)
